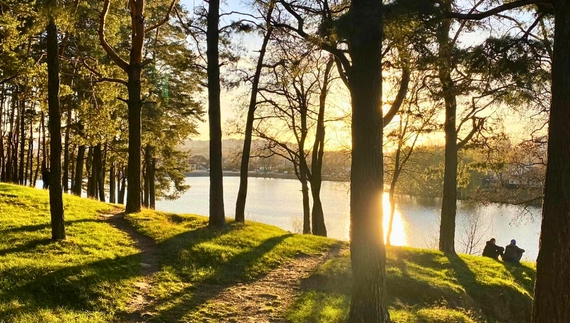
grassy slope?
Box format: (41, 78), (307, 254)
(0, 183), (140, 323)
(0, 183), (536, 323)
(287, 248), (535, 323)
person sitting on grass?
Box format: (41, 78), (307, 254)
(503, 239), (525, 264)
(482, 238), (504, 260)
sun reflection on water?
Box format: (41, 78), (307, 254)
(382, 193), (407, 246)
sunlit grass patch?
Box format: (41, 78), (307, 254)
(287, 246), (535, 323)
(0, 183), (140, 323)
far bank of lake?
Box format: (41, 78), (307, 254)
(156, 176), (541, 261)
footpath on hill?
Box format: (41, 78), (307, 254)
(101, 211), (344, 323)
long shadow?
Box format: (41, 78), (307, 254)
(0, 252), (141, 319)
(446, 254), (533, 322)
(0, 219), (103, 234)
(140, 225), (295, 322)
(0, 238), (52, 257)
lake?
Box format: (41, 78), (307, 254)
(156, 176), (542, 261)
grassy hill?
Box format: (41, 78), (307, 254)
(0, 183), (535, 322)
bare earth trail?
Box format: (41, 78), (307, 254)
(101, 210), (345, 322)
(101, 211), (160, 322)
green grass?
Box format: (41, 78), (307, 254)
(0, 183), (537, 323)
(125, 210), (337, 321)
(287, 247), (536, 323)
(0, 183), (140, 323)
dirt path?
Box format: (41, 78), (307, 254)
(101, 212), (160, 322)
(190, 244), (346, 323)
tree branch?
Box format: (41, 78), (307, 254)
(383, 65), (410, 127)
(99, 0), (129, 71)
(446, 0), (551, 20)
(145, 0), (178, 34)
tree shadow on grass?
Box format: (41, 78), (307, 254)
(0, 219), (103, 235)
(142, 225), (295, 322)
(0, 252), (141, 320)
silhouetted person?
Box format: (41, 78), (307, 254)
(42, 168), (50, 189)
(482, 238), (504, 260)
(503, 239), (525, 264)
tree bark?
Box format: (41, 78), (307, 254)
(235, 1), (275, 223)
(109, 161), (116, 203)
(72, 145), (85, 196)
(532, 3), (570, 322)
(438, 1), (458, 254)
(63, 107), (72, 193)
(97, 143), (106, 202)
(119, 165), (127, 205)
(18, 95), (25, 185)
(300, 166), (311, 234)
(46, 16), (65, 240)
(346, 0), (390, 322)
(207, 0), (225, 227)
(143, 145), (151, 208)
(150, 157), (156, 209)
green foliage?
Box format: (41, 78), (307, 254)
(288, 247), (535, 323)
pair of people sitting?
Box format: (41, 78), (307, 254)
(482, 238), (525, 264)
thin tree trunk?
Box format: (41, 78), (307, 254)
(47, 16), (65, 240)
(72, 145), (85, 196)
(207, 0), (225, 227)
(109, 161), (116, 203)
(0, 84), (5, 182)
(532, 4), (570, 322)
(97, 143), (106, 202)
(143, 145), (151, 208)
(235, 1), (275, 222)
(7, 89), (17, 183)
(438, 3), (458, 254)
(149, 157), (156, 209)
(18, 95), (25, 184)
(87, 146), (96, 198)
(346, 0), (389, 321)
(63, 107), (72, 193)
(119, 165), (127, 205)
(26, 111), (34, 186)
(300, 166), (311, 234)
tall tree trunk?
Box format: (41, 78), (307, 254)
(300, 165), (311, 234)
(26, 112), (34, 186)
(207, 0), (225, 227)
(438, 4), (458, 254)
(109, 161), (116, 203)
(0, 84), (5, 182)
(346, 1), (389, 322)
(119, 165), (127, 205)
(87, 146), (96, 198)
(125, 62), (142, 213)
(309, 57), (333, 237)
(235, 1), (275, 222)
(7, 89), (17, 183)
(63, 107), (72, 193)
(97, 143), (106, 202)
(143, 145), (151, 208)
(47, 16), (65, 240)
(532, 4), (570, 322)
(72, 144), (85, 196)
(149, 157), (156, 209)
(19, 96), (25, 185)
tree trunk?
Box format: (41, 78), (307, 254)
(0, 84), (4, 182)
(346, 1), (390, 322)
(119, 165), (127, 205)
(63, 107), (72, 193)
(26, 112), (34, 186)
(109, 161), (116, 203)
(125, 64), (142, 213)
(438, 2), (458, 254)
(46, 16), (65, 240)
(18, 95), (25, 185)
(207, 0), (225, 227)
(309, 57), (333, 237)
(72, 145), (85, 196)
(532, 4), (570, 322)
(300, 166), (311, 234)
(143, 145), (151, 208)
(97, 143), (106, 202)
(235, 1), (275, 222)
(150, 157), (156, 209)
(7, 89), (17, 183)
(87, 146), (97, 198)
(387, 147), (402, 246)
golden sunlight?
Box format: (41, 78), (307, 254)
(382, 192), (408, 246)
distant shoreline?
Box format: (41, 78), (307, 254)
(185, 171), (346, 182)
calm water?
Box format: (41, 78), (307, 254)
(156, 176), (541, 261)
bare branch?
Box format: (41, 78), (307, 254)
(383, 65), (410, 127)
(446, 0), (551, 21)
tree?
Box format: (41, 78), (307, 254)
(207, 0), (225, 227)
(45, 0), (65, 240)
(448, 1), (570, 321)
(97, 0), (177, 214)
(275, 0), (390, 319)
(235, 0), (276, 223)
